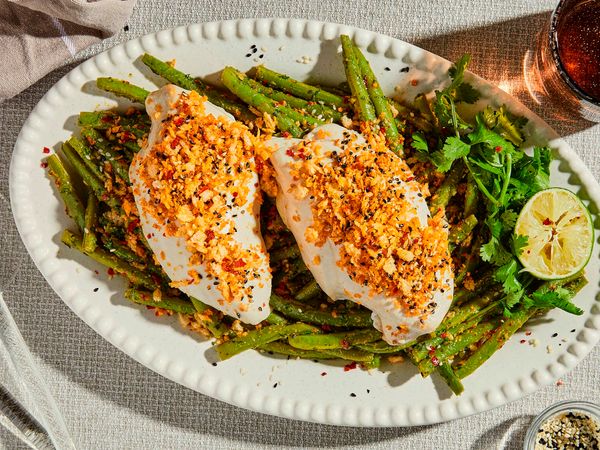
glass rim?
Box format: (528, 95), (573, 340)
(522, 400), (600, 450)
(548, 0), (600, 107)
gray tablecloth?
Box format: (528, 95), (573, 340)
(1, 1), (598, 449)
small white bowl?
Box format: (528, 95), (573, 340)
(523, 400), (600, 449)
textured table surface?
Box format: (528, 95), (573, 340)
(1, 1), (599, 449)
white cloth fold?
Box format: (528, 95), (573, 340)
(0, 0), (136, 100)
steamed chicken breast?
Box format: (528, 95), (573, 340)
(267, 124), (453, 344)
(129, 85), (271, 324)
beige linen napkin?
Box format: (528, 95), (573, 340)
(0, 0), (136, 101)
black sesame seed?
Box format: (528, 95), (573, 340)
(212, 362), (217, 366)
(245, 53), (252, 57)
(384, 67), (391, 71)
(273, 383), (278, 388)
(400, 67), (410, 73)
(350, 393), (356, 397)
(552, 333), (558, 338)
(93, 287), (99, 292)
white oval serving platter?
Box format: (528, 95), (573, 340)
(9, 18), (600, 427)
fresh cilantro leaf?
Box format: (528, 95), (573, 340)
(448, 54), (470, 88)
(480, 236), (512, 265)
(430, 136), (471, 172)
(411, 132), (429, 153)
(529, 288), (584, 315)
(501, 210), (519, 229)
(456, 82), (481, 104)
(512, 234), (528, 256)
(468, 115), (515, 153)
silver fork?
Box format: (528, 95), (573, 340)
(0, 194), (75, 450)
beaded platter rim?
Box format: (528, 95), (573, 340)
(9, 18), (600, 427)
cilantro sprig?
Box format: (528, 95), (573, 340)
(415, 55), (582, 316)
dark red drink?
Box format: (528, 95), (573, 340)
(554, 0), (600, 101)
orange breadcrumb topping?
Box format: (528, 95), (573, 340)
(288, 129), (451, 320)
(133, 91), (267, 305)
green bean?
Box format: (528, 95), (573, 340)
(245, 77), (343, 122)
(61, 143), (114, 208)
(408, 302), (500, 362)
(215, 323), (318, 360)
(464, 173), (479, 217)
(439, 286), (503, 333)
(449, 214), (478, 248)
(294, 280), (323, 302)
(265, 311), (288, 325)
(189, 297), (230, 338)
(270, 245), (301, 264)
(260, 341), (337, 359)
(353, 42), (402, 154)
(141, 53), (255, 123)
(288, 329), (381, 350)
(429, 162), (465, 215)
(355, 340), (412, 354)
(80, 128), (130, 184)
(82, 193), (98, 253)
(418, 320), (498, 376)
(455, 276), (587, 379)
(221, 67), (304, 136)
(270, 294), (372, 327)
(96, 77), (149, 104)
(67, 136), (105, 181)
(125, 289), (195, 315)
(61, 230), (157, 290)
(437, 363), (464, 395)
(47, 154), (85, 232)
(254, 65), (345, 109)
(340, 35), (376, 122)
(321, 348), (375, 362)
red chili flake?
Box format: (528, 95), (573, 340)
(543, 218), (552, 226)
(94, 270), (100, 275)
(233, 258), (245, 268)
(121, 131), (136, 142)
(525, 331), (532, 336)
(431, 356), (440, 367)
(494, 146), (502, 153)
(127, 219), (139, 233)
(320, 372), (327, 376)
(40, 161), (48, 168)
(405, 176), (414, 182)
(107, 268), (115, 276)
(321, 324), (332, 332)
(173, 117), (185, 126)
(343, 361), (357, 372)
(440, 332), (448, 339)
(410, 79), (418, 86)
(101, 115), (113, 123)
(281, 131), (291, 138)
(170, 137), (180, 149)
(285, 148), (295, 157)
(163, 169), (174, 180)
(146, 233), (153, 239)
(205, 230), (215, 241)
(42, 147), (50, 154)
(520, 339), (526, 344)
(340, 339), (350, 350)
(556, 379), (564, 386)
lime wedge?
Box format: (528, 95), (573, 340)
(514, 188), (594, 280)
